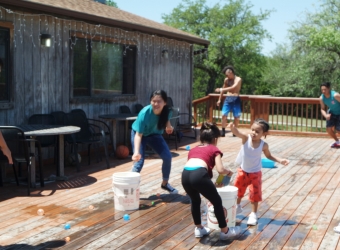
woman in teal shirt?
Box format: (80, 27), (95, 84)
(131, 90), (178, 194)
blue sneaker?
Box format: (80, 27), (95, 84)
(161, 183), (178, 194)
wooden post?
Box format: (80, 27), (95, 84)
(250, 97), (256, 124)
(209, 96), (213, 123)
(193, 103), (197, 124)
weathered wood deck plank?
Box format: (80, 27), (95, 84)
(244, 140), (338, 249)
(0, 135), (340, 249)
(221, 137), (326, 249)
(282, 150), (340, 249)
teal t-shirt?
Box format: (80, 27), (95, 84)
(322, 90), (340, 115)
(132, 105), (172, 136)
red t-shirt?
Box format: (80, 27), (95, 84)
(188, 144), (223, 178)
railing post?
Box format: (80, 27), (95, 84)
(250, 97), (270, 124)
(193, 103), (197, 123)
(209, 96), (213, 123)
(250, 97), (255, 124)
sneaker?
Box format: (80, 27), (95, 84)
(161, 183), (178, 194)
(247, 213), (258, 226)
(194, 226), (211, 238)
(330, 141), (340, 148)
(236, 205), (243, 214)
(220, 226), (241, 240)
(334, 224), (340, 233)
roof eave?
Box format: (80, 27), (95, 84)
(0, 0), (210, 46)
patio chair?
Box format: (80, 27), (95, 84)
(51, 111), (67, 126)
(134, 103), (144, 114)
(177, 112), (197, 140)
(71, 109), (112, 146)
(119, 105), (132, 114)
(27, 114), (57, 177)
(28, 113), (57, 150)
(165, 107), (180, 150)
(167, 97), (174, 108)
(119, 105), (133, 130)
(0, 126), (44, 195)
(64, 112), (110, 171)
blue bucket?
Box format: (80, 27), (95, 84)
(261, 158), (275, 168)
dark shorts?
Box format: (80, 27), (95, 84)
(222, 96), (241, 118)
(326, 113), (340, 131)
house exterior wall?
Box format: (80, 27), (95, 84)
(0, 7), (193, 146)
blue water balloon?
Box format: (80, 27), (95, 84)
(123, 214), (130, 221)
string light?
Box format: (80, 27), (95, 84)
(0, 5), (192, 60)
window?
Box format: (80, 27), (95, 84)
(0, 27), (10, 102)
(72, 39), (136, 97)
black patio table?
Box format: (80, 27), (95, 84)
(18, 124), (80, 187)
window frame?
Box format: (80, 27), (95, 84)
(70, 32), (137, 103)
(0, 21), (13, 109)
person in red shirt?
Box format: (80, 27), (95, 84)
(181, 122), (241, 240)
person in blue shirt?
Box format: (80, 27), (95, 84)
(131, 90), (178, 194)
(320, 82), (340, 148)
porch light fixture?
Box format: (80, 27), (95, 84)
(40, 34), (51, 47)
(162, 49), (168, 59)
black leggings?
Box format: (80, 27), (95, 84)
(181, 168), (227, 228)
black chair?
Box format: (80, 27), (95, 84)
(177, 112), (197, 140)
(134, 103), (144, 114)
(28, 114), (58, 175)
(0, 126), (44, 195)
(28, 114), (56, 148)
(167, 97), (174, 108)
(71, 109), (112, 147)
(64, 112), (110, 171)
(165, 107), (180, 150)
(51, 111), (67, 126)
(119, 105), (132, 114)
(119, 105), (133, 130)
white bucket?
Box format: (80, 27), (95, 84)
(112, 172), (141, 211)
(207, 186), (238, 230)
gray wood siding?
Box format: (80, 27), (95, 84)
(0, 10), (193, 148)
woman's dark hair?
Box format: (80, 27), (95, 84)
(254, 118), (270, 138)
(150, 90), (169, 130)
(222, 65), (235, 74)
(200, 122), (220, 144)
(320, 82), (331, 89)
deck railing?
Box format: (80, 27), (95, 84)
(193, 94), (328, 136)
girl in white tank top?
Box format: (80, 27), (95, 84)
(230, 119), (290, 226)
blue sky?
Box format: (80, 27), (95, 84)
(116, 0), (318, 55)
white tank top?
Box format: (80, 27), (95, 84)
(235, 134), (264, 173)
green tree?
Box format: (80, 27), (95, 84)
(107, 0), (118, 7)
(262, 0), (340, 97)
(162, 0), (272, 98)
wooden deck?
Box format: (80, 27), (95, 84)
(1, 131), (340, 249)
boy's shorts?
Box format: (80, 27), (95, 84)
(234, 168), (262, 202)
(326, 112), (340, 131)
(222, 96), (241, 118)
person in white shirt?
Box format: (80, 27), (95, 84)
(230, 118), (289, 225)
